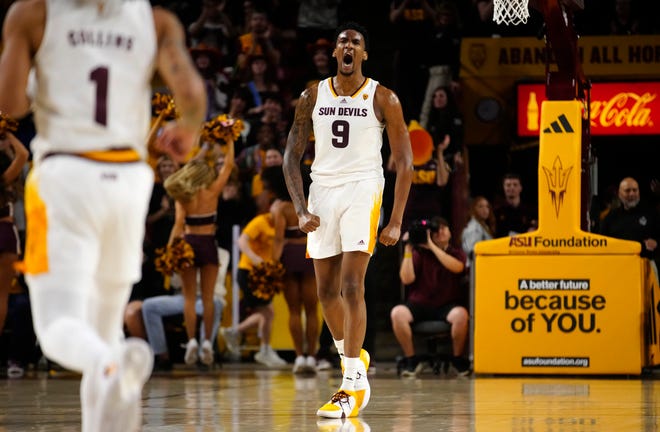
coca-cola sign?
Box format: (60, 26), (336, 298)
(517, 82), (660, 136)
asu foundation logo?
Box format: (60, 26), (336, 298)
(542, 156), (573, 217)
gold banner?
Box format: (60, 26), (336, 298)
(462, 35), (660, 79)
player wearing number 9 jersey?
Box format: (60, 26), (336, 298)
(283, 22), (412, 418)
(0, 1), (206, 431)
(310, 77), (383, 187)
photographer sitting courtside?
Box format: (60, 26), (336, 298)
(390, 216), (470, 377)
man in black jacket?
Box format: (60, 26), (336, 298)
(600, 177), (659, 269)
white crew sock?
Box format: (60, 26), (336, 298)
(341, 356), (360, 391)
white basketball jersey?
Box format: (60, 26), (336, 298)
(311, 77), (385, 187)
(30, 0), (156, 161)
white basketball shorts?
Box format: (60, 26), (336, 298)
(306, 177), (383, 259)
(23, 155), (153, 284)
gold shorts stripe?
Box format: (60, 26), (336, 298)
(367, 191), (382, 254)
(79, 148), (141, 163)
(23, 172), (49, 275)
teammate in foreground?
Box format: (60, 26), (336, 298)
(0, 1), (206, 430)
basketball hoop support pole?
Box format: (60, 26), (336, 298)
(539, 0), (592, 231)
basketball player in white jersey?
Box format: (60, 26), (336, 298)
(0, 1), (206, 430)
(283, 22), (413, 418)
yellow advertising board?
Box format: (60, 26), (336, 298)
(474, 255), (643, 374)
(474, 101), (647, 374)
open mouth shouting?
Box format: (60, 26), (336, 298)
(340, 52), (354, 73)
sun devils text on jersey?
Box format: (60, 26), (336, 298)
(311, 77), (385, 187)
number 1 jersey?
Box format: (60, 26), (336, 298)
(311, 77), (385, 187)
(30, 0), (156, 162)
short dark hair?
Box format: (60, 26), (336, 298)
(503, 172), (521, 183)
(431, 216), (449, 231)
(335, 21), (370, 52)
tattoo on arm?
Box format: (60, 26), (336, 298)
(284, 90), (315, 214)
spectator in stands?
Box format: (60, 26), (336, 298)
(236, 7), (281, 78)
(190, 44), (231, 119)
(296, 0), (340, 48)
(391, 125), (451, 233)
(251, 146), (284, 203)
(237, 122), (279, 199)
(243, 54), (280, 118)
(227, 86), (253, 155)
(123, 259), (228, 372)
(493, 172), (537, 238)
(391, 216), (469, 377)
(389, 0), (438, 121)
(419, 2), (461, 128)
(426, 86), (463, 168)
(188, 0), (237, 61)
(141, 252), (228, 371)
(461, 196), (495, 272)
(599, 177), (659, 273)
(292, 38), (334, 109)
(253, 95), (289, 150)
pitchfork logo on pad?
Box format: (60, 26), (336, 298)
(542, 156), (573, 218)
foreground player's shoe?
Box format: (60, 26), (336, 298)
(316, 389), (359, 418)
(340, 349), (371, 411)
(84, 338), (154, 432)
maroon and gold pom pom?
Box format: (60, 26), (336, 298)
(200, 114), (244, 145)
(154, 237), (195, 276)
(248, 261), (285, 301)
(151, 93), (178, 121)
(0, 112), (18, 135)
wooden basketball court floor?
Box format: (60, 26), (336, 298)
(2, 363), (660, 432)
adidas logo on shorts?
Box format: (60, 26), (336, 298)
(357, 240), (365, 245)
